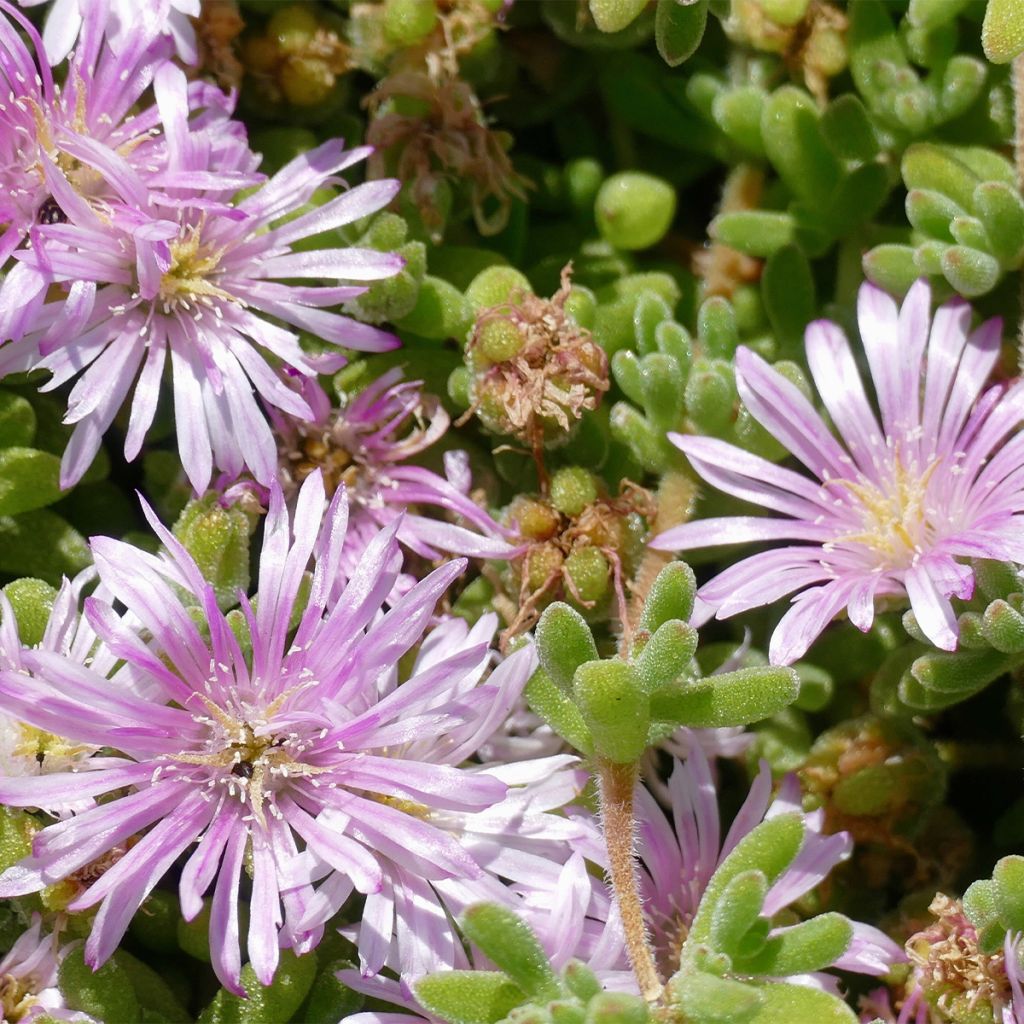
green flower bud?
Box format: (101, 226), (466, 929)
(550, 468), (599, 517)
(595, 172), (677, 251)
(465, 266), (532, 312)
(395, 275), (472, 340)
(173, 494), (252, 612)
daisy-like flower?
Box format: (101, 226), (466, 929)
(636, 747), (904, 985)
(18, 0), (199, 65)
(0, 1), (231, 270)
(275, 367), (520, 585)
(0, 915), (92, 1022)
(652, 279), (1020, 664)
(0, 572), (113, 810)
(0, 472), (552, 995)
(3, 128), (403, 492)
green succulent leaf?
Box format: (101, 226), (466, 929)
(415, 971), (526, 1024)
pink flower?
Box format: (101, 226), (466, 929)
(2, 130), (403, 492)
(0, 472), (546, 994)
(653, 280), (1021, 664)
(274, 367), (520, 587)
(17, 0), (200, 65)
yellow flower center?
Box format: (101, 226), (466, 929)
(825, 457), (941, 567)
(0, 973), (36, 1023)
(158, 228), (232, 310)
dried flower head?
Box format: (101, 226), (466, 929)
(366, 69), (527, 236)
(463, 266), (609, 476)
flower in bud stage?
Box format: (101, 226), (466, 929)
(499, 477), (654, 644)
(654, 279), (1021, 665)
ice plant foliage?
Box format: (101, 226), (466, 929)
(0, 473), (546, 993)
(654, 279), (1022, 664)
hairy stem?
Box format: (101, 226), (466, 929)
(598, 758), (664, 1003)
(1014, 55), (1024, 367)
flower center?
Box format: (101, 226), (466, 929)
(158, 229), (232, 311)
(825, 456), (940, 568)
(907, 894), (1012, 1020)
(0, 973), (36, 1023)
(282, 427), (361, 500)
(160, 693), (329, 829)
(11, 723), (91, 773)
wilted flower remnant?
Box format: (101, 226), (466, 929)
(462, 265), (609, 479)
(655, 279), (1022, 665)
(366, 69), (527, 236)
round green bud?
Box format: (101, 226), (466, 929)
(2, 578), (57, 647)
(762, 0), (810, 27)
(565, 546), (610, 605)
(477, 318), (525, 363)
(526, 544), (565, 591)
(279, 57), (335, 107)
(465, 265), (532, 312)
(595, 172), (676, 251)
(267, 5), (319, 52)
(383, 0), (438, 45)
(563, 285), (597, 329)
(565, 157), (605, 217)
(550, 467), (599, 518)
(509, 496), (562, 541)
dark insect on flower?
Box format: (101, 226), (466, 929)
(37, 197), (67, 226)
(231, 760), (255, 779)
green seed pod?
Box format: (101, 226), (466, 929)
(383, 0), (438, 45)
(477, 318), (526, 363)
(564, 547), (611, 606)
(465, 265), (532, 311)
(573, 659), (649, 763)
(550, 467), (600, 517)
(595, 172), (677, 251)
